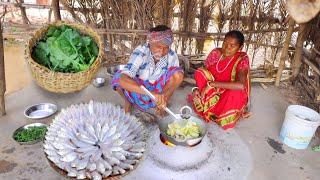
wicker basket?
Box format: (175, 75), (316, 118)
(25, 21), (104, 93)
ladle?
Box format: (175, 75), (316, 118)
(140, 85), (180, 120)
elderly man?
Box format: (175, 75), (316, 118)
(111, 25), (184, 115)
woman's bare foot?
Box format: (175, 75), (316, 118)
(242, 111), (252, 118)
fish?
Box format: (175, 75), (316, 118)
(43, 101), (148, 179)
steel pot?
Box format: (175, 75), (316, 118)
(157, 106), (207, 147)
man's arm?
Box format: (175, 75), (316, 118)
(119, 74), (146, 94)
(119, 72), (167, 109)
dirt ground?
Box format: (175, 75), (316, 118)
(3, 43), (32, 95)
(0, 77), (319, 180)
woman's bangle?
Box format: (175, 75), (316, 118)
(207, 81), (215, 88)
(191, 87), (199, 92)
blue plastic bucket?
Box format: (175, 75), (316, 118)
(280, 105), (320, 149)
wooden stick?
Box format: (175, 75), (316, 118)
(252, 74), (291, 83)
(16, 0), (30, 25)
(0, 20), (6, 116)
(2, 26), (286, 49)
(0, 2), (289, 26)
(275, 18), (295, 86)
(300, 73), (319, 92)
(1, 1), (52, 9)
(0, 1), (101, 12)
(312, 47), (320, 56)
(260, 83), (268, 90)
(298, 74), (314, 99)
(292, 23), (309, 78)
(51, 0), (61, 21)
(59, 0), (84, 24)
(1, 22), (289, 38)
(302, 56), (320, 76)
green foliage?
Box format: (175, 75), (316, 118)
(31, 25), (99, 73)
(312, 145), (320, 152)
(14, 126), (47, 142)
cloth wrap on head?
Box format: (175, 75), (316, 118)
(147, 29), (173, 46)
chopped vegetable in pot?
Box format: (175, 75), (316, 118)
(166, 121), (200, 142)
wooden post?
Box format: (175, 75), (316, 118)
(292, 23), (309, 78)
(181, 0), (190, 55)
(51, 0), (61, 21)
(163, 0), (173, 26)
(245, 0), (259, 52)
(16, 0), (30, 24)
(275, 18), (295, 86)
(165, 0), (173, 27)
(196, 0), (211, 54)
(0, 20), (6, 116)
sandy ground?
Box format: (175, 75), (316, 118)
(3, 43), (32, 95)
(0, 70), (319, 179)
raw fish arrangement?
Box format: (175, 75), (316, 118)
(43, 101), (146, 180)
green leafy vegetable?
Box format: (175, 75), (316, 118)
(14, 126), (47, 142)
(31, 25), (99, 73)
(166, 120), (201, 142)
(312, 145), (320, 152)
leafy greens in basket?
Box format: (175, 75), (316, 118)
(32, 25), (99, 73)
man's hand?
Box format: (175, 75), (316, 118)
(152, 92), (167, 109)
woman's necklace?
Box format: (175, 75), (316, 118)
(215, 55), (235, 73)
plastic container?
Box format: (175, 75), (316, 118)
(280, 105), (320, 149)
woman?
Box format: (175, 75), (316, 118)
(188, 30), (250, 130)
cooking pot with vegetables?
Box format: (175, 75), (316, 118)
(157, 106), (207, 147)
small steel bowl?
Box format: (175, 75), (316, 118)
(92, 77), (106, 88)
(13, 123), (48, 145)
(106, 65), (126, 77)
(24, 103), (57, 119)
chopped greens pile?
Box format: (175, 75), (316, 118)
(32, 25), (99, 73)
(166, 121), (201, 142)
(312, 145), (320, 152)
(14, 126), (47, 142)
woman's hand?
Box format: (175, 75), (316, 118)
(201, 82), (214, 99)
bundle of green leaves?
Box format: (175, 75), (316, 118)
(14, 126), (47, 142)
(32, 25), (99, 73)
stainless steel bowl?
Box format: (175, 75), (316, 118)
(92, 77), (106, 88)
(106, 65), (126, 77)
(13, 123), (48, 145)
(24, 103), (57, 119)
